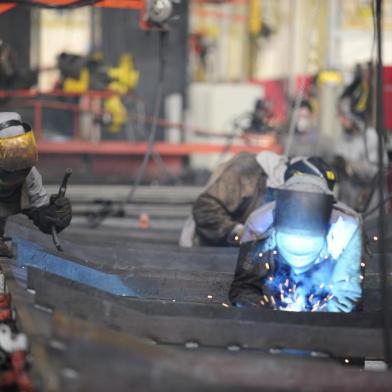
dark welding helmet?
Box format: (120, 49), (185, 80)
(284, 157), (336, 191)
(275, 175), (334, 272)
(0, 113), (37, 189)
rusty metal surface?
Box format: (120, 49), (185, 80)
(0, 207), (391, 391)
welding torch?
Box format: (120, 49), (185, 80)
(51, 168), (72, 252)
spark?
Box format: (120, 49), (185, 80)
(319, 282), (325, 289)
(222, 302), (230, 308)
(373, 236), (378, 241)
(284, 279), (289, 287)
(263, 295), (269, 303)
(360, 275), (364, 281)
(308, 293), (314, 302)
(272, 250), (277, 255)
(361, 262), (365, 268)
(265, 262), (270, 270)
(268, 276), (274, 281)
(258, 252), (263, 258)
(234, 235), (239, 241)
(260, 299), (265, 306)
(172, 299), (176, 302)
(270, 296), (276, 305)
(207, 295), (213, 299)
(344, 359), (350, 364)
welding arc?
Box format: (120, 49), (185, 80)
(374, 0), (392, 368)
(0, 0), (103, 8)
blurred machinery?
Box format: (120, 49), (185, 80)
(58, 51), (139, 133)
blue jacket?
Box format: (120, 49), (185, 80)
(229, 201), (364, 312)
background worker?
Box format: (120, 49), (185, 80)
(0, 112), (72, 256)
(229, 174), (363, 312)
(179, 151), (336, 247)
(334, 98), (382, 210)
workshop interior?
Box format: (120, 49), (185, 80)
(0, 0), (391, 390)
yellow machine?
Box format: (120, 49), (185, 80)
(62, 53), (139, 133)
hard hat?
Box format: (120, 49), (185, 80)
(274, 175), (334, 272)
(284, 156), (336, 191)
(0, 113), (37, 188)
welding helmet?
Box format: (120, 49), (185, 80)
(285, 157), (336, 191)
(275, 175), (334, 273)
(0, 113), (37, 189)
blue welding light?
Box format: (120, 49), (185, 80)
(276, 231), (325, 272)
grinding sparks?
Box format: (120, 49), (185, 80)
(207, 295), (213, 299)
(360, 275), (364, 281)
(361, 262), (365, 268)
(272, 250), (278, 255)
(222, 302), (230, 308)
(265, 262), (270, 270)
(258, 252), (263, 258)
(344, 359), (350, 364)
(234, 235), (239, 241)
(373, 236), (378, 241)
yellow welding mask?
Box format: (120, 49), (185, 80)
(0, 121), (37, 172)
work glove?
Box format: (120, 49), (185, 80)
(226, 223), (244, 246)
(32, 196), (72, 234)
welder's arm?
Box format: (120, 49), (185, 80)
(229, 241), (270, 307)
(193, 169), (253, 246)
(25, 167), (49, 208)
(23, 167), (72, 234)
(328, 227), (362, 312)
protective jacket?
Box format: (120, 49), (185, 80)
(179, 151), (287, 247)
(229, 201), (364, 312)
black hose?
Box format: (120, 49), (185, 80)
(374, 0), (391, 368)
(87, 31), (169, 227)
(124, 31), (168, 205)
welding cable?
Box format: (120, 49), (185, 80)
(86, 31), (169, 228)
(359, 169), (390, 215)
(0, 0), (103, 9)
(374, 0), (392, 368)
(363, 192), (392, 219)
(124, 30), (169, 205)
(284, 0), (321, 157)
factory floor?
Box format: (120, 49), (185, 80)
(0, 186), (391, 391)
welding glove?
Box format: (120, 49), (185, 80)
(226, 224), (244, 246)
(32, 196), (72, 234)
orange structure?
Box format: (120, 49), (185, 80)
(0, 1), (144, 14)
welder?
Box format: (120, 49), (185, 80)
(229, 174), (363, 313)
(179, 151), (336, 247)
(0, 112), (72, 256)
